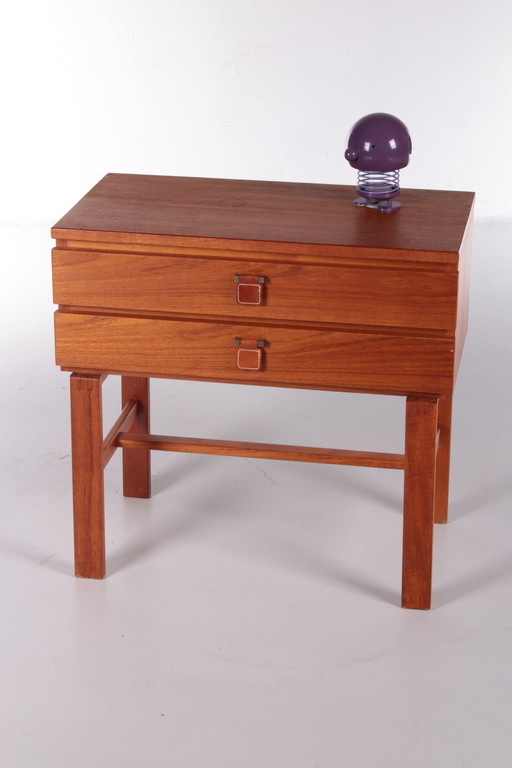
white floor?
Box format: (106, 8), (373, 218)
(1, 220), (511, 767)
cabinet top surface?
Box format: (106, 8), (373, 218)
(52, 173), (474, 257)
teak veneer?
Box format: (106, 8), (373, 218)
(52, 173), (475, 609)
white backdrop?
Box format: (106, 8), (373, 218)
(1, 0), (511, 223)
(1, 5), (512, 764)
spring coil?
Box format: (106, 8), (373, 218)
(357, 169), (400, 196)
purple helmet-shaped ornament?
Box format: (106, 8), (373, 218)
(344, 113), (412, 212)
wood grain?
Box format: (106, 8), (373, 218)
(54, 312), (455, 396)
(434, 395), (452, 524)
(51, 174), (475, 260)
(121, 377), (151, 498)
(402, 396), (439, 609)
(53, 238), (460, 271)
(102, 396), (138, 468)
(70, 373), (106, 579)
(116, 433), (405, 470)
(454, 204), (474, 379)
(52, 248), (458, 331)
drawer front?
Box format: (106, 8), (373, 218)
(55, 312), (455, 395)
(52, 250), (458, 331)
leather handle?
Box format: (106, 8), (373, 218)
(234, 337), (265, 371)
(234, 274), (265, 305)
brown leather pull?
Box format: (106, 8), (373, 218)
(235, 274), (265, 305)
(234, 338), (265, 371)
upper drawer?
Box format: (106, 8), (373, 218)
(52, 250), (458, 331)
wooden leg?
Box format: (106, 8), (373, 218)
(121, 376), (151, 498)
(402, 396), (439, 610)
(434, 394), (452, 524)
(70, 373), (106, 579)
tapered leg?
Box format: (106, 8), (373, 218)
(434, 394), (452, 524)
(402, 396), (439, 609)
(70, 373), (106, 579)
(121, 376), (151, 498)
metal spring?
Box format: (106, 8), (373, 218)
(357, 169), (400, 195)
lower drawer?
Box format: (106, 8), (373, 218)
(54, 312), (455, 395)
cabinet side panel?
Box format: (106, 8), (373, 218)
(454, 201), (474, 379)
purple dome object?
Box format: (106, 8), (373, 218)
(344, 113), (412, 171)
(344, 113), (412, 212)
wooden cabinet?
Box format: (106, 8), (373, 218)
(52, 174), (474, 609)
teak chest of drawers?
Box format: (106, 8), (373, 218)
(52, 174), (474, 609)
